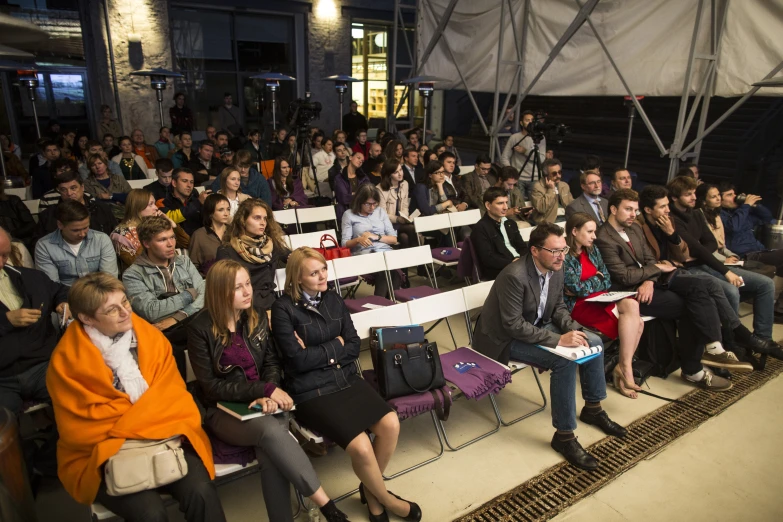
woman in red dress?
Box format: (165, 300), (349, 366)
(563, 213), (644, 398)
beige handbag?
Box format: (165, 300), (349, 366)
(104, 435), (188, 496)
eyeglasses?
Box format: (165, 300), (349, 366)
(362, 201), (379, 208)
(549, 169), (562, 175)
(537, 245), (570, 257)
(433, 170), (445, 176)
(98, 298), (132, 317)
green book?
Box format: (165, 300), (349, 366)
(217, 401), (293, 421)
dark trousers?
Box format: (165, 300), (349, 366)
(394, 223), (417, 249)
(94, 447), (225, 522)
(746, 249), (783, 278)
(374, 270), (401, 298)
(163, 328), (188, 380)
(0, 361), (50, 414)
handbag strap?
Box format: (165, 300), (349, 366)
(430, 388), (450, 421)
(319, 234), (338, 249)
(398, 344), (438, 393)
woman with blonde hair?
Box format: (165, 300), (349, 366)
(563, 212), (644, 399)
(215, 199), (290, 311)
(272, 248), (422, 522)
(110, 188), (168, 269)
(187, 259), (349, 522)
(84, 155), (132, 203)
(217, 166), (249, 217)
(46, 272), (225, 521)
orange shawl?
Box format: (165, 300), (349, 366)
(46, 314), (214, 505)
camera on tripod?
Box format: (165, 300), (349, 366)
(525, 110), (570, 145)
(288, 92), (322, 130)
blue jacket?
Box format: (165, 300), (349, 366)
(720, 204), (774, 255)
(34, 229), (118, 286)
(562, 246), (612, 311)
(210, 167), (271, 205)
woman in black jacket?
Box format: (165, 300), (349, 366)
(0, 186), (36, 248)
(187, 259), (348, 522)
(215, 199), (290, 312)
(271, 248), (422, 522)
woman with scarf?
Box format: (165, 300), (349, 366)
(215, 199), (290, 312)
(46, 272), (225, 521)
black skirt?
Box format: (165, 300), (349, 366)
(294, 378), (393, 449)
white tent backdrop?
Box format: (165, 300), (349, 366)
(416, 0), (783, 97)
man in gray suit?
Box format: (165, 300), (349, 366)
(565, 170), (609, 224)
(473, 223), (626, 471)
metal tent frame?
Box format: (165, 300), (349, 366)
(389, 0), (783, 179)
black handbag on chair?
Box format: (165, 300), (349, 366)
(375, 341), (446, 400)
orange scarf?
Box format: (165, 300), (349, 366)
(46, 314), (214, 505)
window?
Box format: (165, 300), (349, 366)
(351, 23), (408, 122)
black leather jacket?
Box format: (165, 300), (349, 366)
(186, 307), (283, 408)
(271, 291), (361, 404)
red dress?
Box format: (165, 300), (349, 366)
(570, 250), (619, 339)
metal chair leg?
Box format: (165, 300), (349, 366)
(493, 366), (548, 427)
(437, 393), (501, 452)
(382, 410), (445, 480)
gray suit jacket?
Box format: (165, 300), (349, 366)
(594, 222), (661, 290)
(472, 255), (581, 364)
(565, 193), (609, 222)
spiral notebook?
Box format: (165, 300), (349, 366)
(535, 344), (603, 364)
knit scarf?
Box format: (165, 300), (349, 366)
(231, 234), (274, 264)
(83, 324), (149, 403)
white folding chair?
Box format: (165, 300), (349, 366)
(282, 235), (292, 250)
(461, 284), (547, 427)
(23, 199), (39, 216)
(332, 252), (387, 311)
(274, 267), (287, 295)
(274, 208), (299, 233)
(447, 208), (480, 246)
(127, 179), (149, 189)
(288, 229), (337, 249)
(296, 205), (338, 231)
(521, 225), (536, 243)
(458, 165), (475, 175)
(413, 214), (460, 268)
(195, 186), (205, 194)
(147, 168), (157, 180)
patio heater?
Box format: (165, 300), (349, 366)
(321, 74), (359, 125)
(400, 75), (448, 142)
(129, 68), (184, 127)
(251, 72), (296, 132)
(623, 95), (644, 168)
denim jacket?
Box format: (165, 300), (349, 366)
(562, 245), (612, 311)
(271, 291), (361, 404)
(34, 229), (118, 286)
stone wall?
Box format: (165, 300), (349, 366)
(80, 0), (174, 141)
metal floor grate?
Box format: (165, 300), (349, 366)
(455, 358), (783, 522)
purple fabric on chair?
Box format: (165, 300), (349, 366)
(456, 235), (481, 282)
(363, 370), (452, 421)
(394, 285), (441, 302)
(345, 294), (394, 313)
(209, 434), (256, 466)
(441, 347), (512, 401)
(431, 246), (461, 263)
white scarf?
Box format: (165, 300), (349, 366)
(84, 324), (149, 403)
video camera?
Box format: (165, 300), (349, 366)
(288, 92), (322, 130)
(525, 110), (570, 145)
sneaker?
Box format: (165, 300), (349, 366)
(681, 369), (732, 391)
(701, 351), (753, 373)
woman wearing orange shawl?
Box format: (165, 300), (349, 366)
(46, 272), (226, 522)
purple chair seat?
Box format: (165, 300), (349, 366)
(345, 295), (395, 313)
(394, 285), (441, 302)
(430, 247), (461, 263)
(339, 276), (360, 286)
(363, 370), (451, 421)
(440, 347), (512, 401)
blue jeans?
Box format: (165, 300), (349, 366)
(687, 264), (775, 339)
(0, 361), (50, 414)
(509, 324), (606, 432)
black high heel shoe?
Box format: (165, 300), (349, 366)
(388, 491), (422, 521)
(359, 483), (389, 522)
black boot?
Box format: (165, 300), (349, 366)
(319, 500), (350, 522)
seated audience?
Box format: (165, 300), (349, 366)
(216, 199), (290, 312)
(154, 126), (176, 159)
(112, 188), (176, 270)
(268, 157), (309, 211)
(0, 184), (36, 248)
(187, 140), (221, 185)
(0, 142), (29, 186)
(46, 272), (225, 521)
(99, 104), (123, 139)
(78, 140), (123, 180)
(341, 184), (400, 298)
(30, 140), (61, 199)
(383, 139), (404, 166)
(187, 260), (349, 522)
(493, 166), (533, 227)
(332, 129), (347, 147)
(272, 248), (421, 521)
(473, 224), (622, 471)
(334, 151), (370, 222)
(217, 166), (250, 217)
(414, 160), (456, 217)
(563, 213), (644, 398)
(471, 187), (529, 280)
(209, 149), (271, 203)
(267, 128), (288, 160)
(529, 158), (573, 224)
(460, 154), (496, 211)
(697, 183), (743, 264)
(311, 137), (335, 197)
(378, 158), (415, 248)
(401, 147), (423, 187)
(352, 129), (371, 158)
(0, 226), (69, 413)
(217, 147), (234, 168)
(678, 163), (702, 184)
(102, 133), (120, 158)
(328, 142), (350, 192)
(604, 167), (633, 197)
(171, 131), (194, 169)
(38, 170), (117, 237)
(39, 157), (79, 210)
(569, 156), (601, 198)
(443, 134), (462, 166)
(0, 133), (22, 160)
(438, 152), (469, 210)
(35, 200), (117, 285)
(146, 158), (175, 201)
(566, 170), (609, 225)
(189, 194), (230, 275)
(243, 128), (264, 163)
(158, 168), (209, 248)
(131, 128), (160, 169)
(112, 136), (149, 180)
(84, 155), (132, 204)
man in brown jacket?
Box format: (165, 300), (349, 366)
(131, 129), (160, 170)
(529, 158), (572, 225)
(460, 154), (496, 211)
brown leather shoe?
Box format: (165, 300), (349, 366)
(681, 369), (732, 391)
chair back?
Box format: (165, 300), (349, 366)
(289, 229), (338, 249)
(127, 179), (148, 190)
(413, 213), (451, 234)
(23, 199), (39, 215)
(520, 225), (536, 243)
(296, 206), (338, 231)
(383, 245), (433, 271)
(332, 252), (387, 279)
(406, 289), (467, 325)
(273, 209), (298, 230)
(462, 281), (494, 312)
(448, 209), (481, 229)
(456, 235), (482, 282)
(351, 303), (411, 340)
(281, 235), (293, 249)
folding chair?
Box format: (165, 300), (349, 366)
(520, 225), (537, 243)
(296, 205), (339, 232)
(406, 290), (504, 451)
(273, 208), (300, 234)
(288, 229), (337, 249)
(127, 179), (149, 190)
(461, 282), (547, 427)
(413, 214), (460, 268)
(350, 303), (446, 479)
(447, 208), (481, 247)
(281, 235), (292, 250)
(455, 235), (482, 285)
(383, 246), (457, 346)
(332, 252), (390, 311)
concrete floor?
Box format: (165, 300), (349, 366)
(34, 290), (783, 522)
